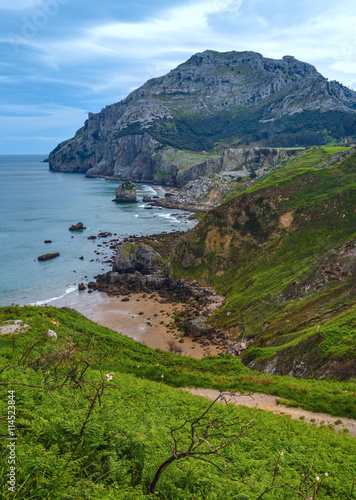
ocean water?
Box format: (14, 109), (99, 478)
(0, 155), (195, 307)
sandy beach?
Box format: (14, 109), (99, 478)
(52, 289), (220, 359)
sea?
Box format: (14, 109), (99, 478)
(0, 155), (196, 307)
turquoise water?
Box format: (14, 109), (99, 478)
(0, 155), (195, 306)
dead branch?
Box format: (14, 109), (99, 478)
(150, 392), (254, 493)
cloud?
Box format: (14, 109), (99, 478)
(32, 0), (244, 67)
(0, 0), (41, 9)
(1, 0), (356, 153)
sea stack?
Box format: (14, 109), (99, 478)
(113, 181), (137, 202)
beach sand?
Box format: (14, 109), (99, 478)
(53, 290), (220, 359)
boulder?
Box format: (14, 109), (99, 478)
(46, 329), (57, 339)
(0, 320), (30, 335)
(69, 222), (86, 231)
(38, 253), (60, 261)
(185, 317), (214, 337)
(114, 181), (137, 202)
(113, 242), (162, 274)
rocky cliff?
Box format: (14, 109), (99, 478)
(49, 50), (356, 183)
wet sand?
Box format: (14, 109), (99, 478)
(57, 290), (220, 359)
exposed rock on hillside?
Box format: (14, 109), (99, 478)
(49, 50), (356, 182)
(154, 147), (301, 211)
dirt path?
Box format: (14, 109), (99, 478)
(181, 388), (356, 437)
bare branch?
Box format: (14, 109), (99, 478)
(257, 483), (307, 499)
(150, 392), (254, 493)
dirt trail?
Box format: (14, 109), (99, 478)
(181, 388), (356, 437)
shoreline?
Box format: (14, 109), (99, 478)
(50, 289), (220, 359)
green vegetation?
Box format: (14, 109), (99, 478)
(153, 169), (173, 180)
(1, 305), (356, 499)
(120, 181), (136, 191)
(1, 306), (356, 419)
(170, 148), (356, 375)
(113, 109), (356, 151)
(161, 147), (220, 171)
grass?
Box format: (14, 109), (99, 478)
(170, 148), (356, 375)
(1, 305), (356, 420)
(1, 305), (356, 499)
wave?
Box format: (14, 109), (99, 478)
(158, 213), (180, 223)
(30, 285), (77, 306)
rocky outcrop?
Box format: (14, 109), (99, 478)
(114, 181), (137, 202)
(113, 242), (162, 274)
(153, 147), (301, 211)
(49, 50), (356, 182)
(0, 320), (30, 335)
(272, 240), (356, 304)
(69, 222), (86, 231)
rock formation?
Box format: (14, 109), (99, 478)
(113, 242), (162, 274)
(113, 181), (137, 202)
(49, 51), (356, 184)
(69, 222), (86, 231)
(38, 253), (60, 261)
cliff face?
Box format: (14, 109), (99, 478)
(49, 50), (356, 182)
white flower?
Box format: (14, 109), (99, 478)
(279, 451), (284, 456)
(325, 472), (329, 477)
(156, 363), (159, 367)
(137, 365), (140, 369)
(316, 475), (320, 481)
(105, 372), (114, 381)
(161, 374), (164, 378)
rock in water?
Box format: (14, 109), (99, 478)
(69, 222), (86, 231)
(38, 253), (60, 261)
(114, 181), (137, 202)
(113, 242), (162, 274)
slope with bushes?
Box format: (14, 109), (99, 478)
(1, 305), (356, 499)
(170, 147), (356, 377)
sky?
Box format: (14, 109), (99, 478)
(1, 0), (356, 154)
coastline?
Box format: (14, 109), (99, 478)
(49, 289), (220, 359)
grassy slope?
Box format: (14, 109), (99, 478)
(170, 147), (356, 374)
(1, 305), (356, 499)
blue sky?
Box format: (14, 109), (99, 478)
(1, 0), (356, 154)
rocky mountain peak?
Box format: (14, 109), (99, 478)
(49, 50), (356, 177)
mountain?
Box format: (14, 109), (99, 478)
(170, 146), (356, 378)
(49, 50), (356, 183)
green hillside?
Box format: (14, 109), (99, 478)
(1, 305), (356, 499)
(170, 147), (356, 376)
